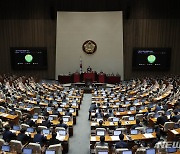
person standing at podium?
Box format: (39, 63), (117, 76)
(87, 66), (92, 72)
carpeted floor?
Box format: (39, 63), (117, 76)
(68, 94), (91, 154)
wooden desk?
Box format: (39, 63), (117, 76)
(90, 133), (156, 151)
(167, 128), (180, 141)
(36, 119), (74, 137)
(0, 112), (19, 124)
(91, 120), (136, 130)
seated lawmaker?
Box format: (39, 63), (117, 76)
(157, 113), (168, 126)
(48, 132), (60, 146)
(57, 118), (68, 129)
(95, 136), (108, 147)
(33, 128), (47, 146)
(17, 128), (30, 145)
(115, 134), (128, 149)
(131, 119), (142, 129)
(42, 116), (51, 128)
(170, 109), (180, 123)
(3, 125), (16, 142)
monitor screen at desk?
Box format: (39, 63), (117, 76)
(69, 108), (74, 113)
(98, 152), (108, 154)
(27, 127), (34, 133)
(113, 117), (119, 122)
(129, 116), (135, 121)
(119, 108), (125, 112)
(33, 115), (38, 119)
(23, 148), (33, 154)
(42, 129), (50, 135)
(166, 147), (177, 153)
(48, 116), (54, 121)
(47, 107), (52, 111)
(125, 101), (130, 105)
(114, 130), (122, 136)
(45, 150), (56, 154)
(58, 130), (66, 136)
(58, 108), (63, 112)
(130, 107), (135, 111)
(146, 128), (154, 133)
(146, 148), (155, 154)
(1, 145), (10, 152)
(63, 117), (69, 122)
(96, 130), (105, 136)
(130, 129), (138, 135)
(13, 125), (20, 131)
(122, 150), (132, 154)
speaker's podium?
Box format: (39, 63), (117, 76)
(83, 72), (96, 83)
(73, 72), (80, 83)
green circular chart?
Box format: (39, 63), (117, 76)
(147, 55), (156, 63)
(25, 54), (33, 62)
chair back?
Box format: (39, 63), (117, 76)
(135, 114), (143, 122)
(9, 140), (22, 153)
(122, 116), (130, 121)
(115, 148), (129, 154)
(135, 127), (145, 134)
(164, 122), (175, 132)
(21, 124), (30, 129)
(48, 143), (62, 154)
(95, 145), (109, 154)
(27, 142), (41, 153)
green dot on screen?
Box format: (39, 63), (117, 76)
(25, 54), (33, 63)
(147, 55), (156, 63)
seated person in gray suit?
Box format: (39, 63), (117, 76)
(95, 136), (108, 147)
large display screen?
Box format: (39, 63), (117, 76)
(10, 47), (48, 70)
(132, 48), (171, 71)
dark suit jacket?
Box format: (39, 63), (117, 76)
(115, 140), (128, 149)
(42, 120), (51, 128)
(33, 134), (47, 145)
(48, 138), (60, 146)
(157, 116), (168, 125)
(17, 133), (30, 145)
(57, 123), (68, 129)
(3, 130), (16, 142)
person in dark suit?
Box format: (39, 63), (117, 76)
(17, 128), (30, 145)
(95, 109), (104, 119)
(131, 119), (142, 129)
(65, 108), (72, 117)
(157, 113), (168, 125)
(87, 66), (92, 72)
(95, 136), (108, 147)
(48, 132), (60, 146)
(89, 103), (96, 120)
(170, 109), (180, 123)
(42, 116), (51, 128)
(57, 118), (68, 129)
(107, 109), (114, 117)
(3, 125), (16, 142)
(33, 128), (47, 146)
(115, 134), (128, 149)
(25, 115), (35, 127)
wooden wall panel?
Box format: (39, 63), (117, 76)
(0, 0), (180, 80)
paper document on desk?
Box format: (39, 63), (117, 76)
(143, 134), (154, 138)
(91, 122), (97, 126)
(111, 136), (120, 141)
(109, 122), (114, 125)
(171, 130), (178, 134)
(56, 135), (65, 141)
(2, 113), (9, 117)
(127, 111), (131, 114)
